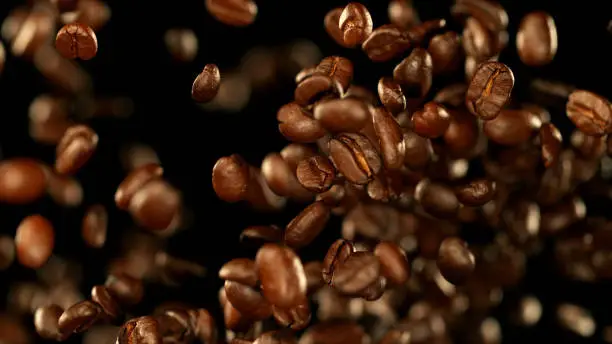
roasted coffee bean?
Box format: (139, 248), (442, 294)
(377, 77), (406, 114)
(285, 201), (331, 249)
(393, 48), (433, 98)
(295, 67), (317, 85)
(361, 25), (411, 62)
(371, 107), (405, 169)
(329, 133), (382, 184)
(295, 74), (342, 106)
(81, 204), (107, 248)
(433, 84), (467, 108)
(331, 251), (381, 295)
(540, 123), (563, 167)
(315, 184), (346, 208)
(240, 226), (283, 247)
(15, 214), (54, 269)
(571, 130), (606, 159)
(566, 90), (612, 136)
(55, 23), (98, 60)
(118, 316), (162, 344)
(314, 98), (370, 133)
(219, 289), (252, 331)
(483, 109), (541, 146)
(466, 61), (515, 120)
(437, 237), (475, 285)
(316, 56), (354, 91)
(411, 102), (451, 138)
(128, 178), (181, 231)
(256, 244), (307, 308)
(58, 300), (102, 335)
(188, 309), (217, 344)
(277, 102), (326, 143)
(455, 179), (496, 206)
(262, 153), (312, 200)
(0, 235), (15, 270)
(192, 64), (221, 103)
(359, 276), (387, 301)
(155, 252), (206, 286)
(156, 310), (193, 344)
(388, 0), (420, 29)
(0, 158), (47, 204)
(462, 17), (494, 61)
(373, 241), (410, 285)
(428, 31), (462, 74)
(303, 261), (325, 293)
(517, 12), (558, 66)
(224, 281), (272, 320)
(415, 179), (459, 218)
(296, 156), (335, 193)
(338, 3), (373, 47)
(55, 124), (98, 175)
(324, 8), (351, 48)
(254, 330), (297, 344)
(105, 273), (144, 306)
(272, 301), (311, 330)
(299, 321), (368, 344)
(444, 109), (480, 157)
(403, 130), (433, 170)
(116, 163), (164, 209)
(205, 0), (257, 27)
(219, 258), (258, 287)
(34, 305), (64, 340)
(164, 28), (198, 62)
(451, 0), (509, 33)
(91, 286), (121, 320)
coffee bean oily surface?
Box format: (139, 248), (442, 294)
(296, 156), (335, 193)
(466, 61), (515, 120)
(255, 244), (307, 308)
(55, 23), (98, 60)
(338, 3), (373, 48)
(192, 64), (221, 103)
(566, 90), (612, 136)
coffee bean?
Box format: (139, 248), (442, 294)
(219, 258), (258, 287)
(314, 98), (370, 133)
(377, 77), (406, 115)
(405, 18), (447, 45)
(517, 12), (558, 66)
(331, 251), (381, 295)
(247, 166), (288, 211)
(118, 316), (162, 344)
(303, 261), (325, 293)
(296, 156), (335, 193)
(393, 48), (433, 98)
(483, 109), (541, 146)
(359, 276), (387, 301)
(443, 109), (479, 157)
(34, 305), (64, 340)
(345, 85), (378, 106)
(428, 31), (462, 74)
(462, 17), (494, 61)
(272, 301), (311, 330)
(285, 201), (331, 249)
(329, 133), (382, 185)
(371, 107), (405, 169)
(540, 123), (563, 168)
(254, 330), (297, 344)
(219, 289), (252, 331)
(451, 0), (509, 33)
(388, 0), (420, 29)
(566, 90), (612, 137)
(55, 23), (98, 60)
(0, 235), (15, 270)
(81, 204), (107, 248)
(105, 273), (144, 306)
(323, 240), (354, 285)
(455, 179), (496, 206)
(188, 309), (217, 344)
(0, 158), (47, 204)
(411, 102), (451, 138)
(315, 184), (346, 208)
(91, 285), (121, 320)
(240, 225), (283, 247)
(466, 61), (515, 120)
(128, 178), (181, 231)
(0, 41), (5, 74)
(338, 3), (373, 47)
(415, 179), (459, 218)
(295, 74), (342, 106)
(205, 0), (257, 27)
(156, 310), (194, 344)
(373, 241), (410, 285)
(437, 237), (475, 285)
(316, 56), (354, 91)
(164, 28), (198, 63)
(324, 8), (351, 48)
(212, 155), (250, 203)
(262, 153), (313, 200)
(192, 64), (221, 103)
(277, 102), (326, 143)
(361, 25), (411, 62)
(55, 124), (98, 175)
(15, 214), (54, 269)
(224, 280), (272, 320)
(115, 163), (163, 209)
(58, 300), (102, 335)
(571, 130), (607, 159)
(295, 67), (316, 85)
(299, 321), (368, 344)
(256, 244), (307, 308)
(403, 131), (433, 170)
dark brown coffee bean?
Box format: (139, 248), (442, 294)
(0, 235), (15, 270)
(331, 251), (381, 295)
(15, 214), (54, 269)
(115, 163), (163, 209)
(437, 237), (475, 285)
(0, 158), (47, 204)
(444, 109), (479, 157)
(393, 48), (433, 98)
(105, 273), (144, 306)
(315, 184), (346, 208)
(462, 17), (494, 61)
(219, 258), (258, 287)
(359, 276), (387, 301)
(296, 156), (335, 193)
(205, 0), (257, 27)
(240, 225), (283, 247)
(373, 241), (410, 285)
(324, 8), (351, 48)
(256, 244), (307, 309)
(403, 131), (433, 170)
(81, 204), (107, 248)
(156, 310), (194, 344)
(128, 178), (181, 231)
(55, 23), (98, 60)
(361, 25), (411, 62)
(272, 301), (311, 330)
(517, 11), (558, 66)
(219, 289), (252, 332)
(55, 124), (98, 175)
(540, 123), (563, 168)
(212, 155), (250, 203)
(434, 84), (467, 109)
(118, 316), (162, 344)
(254, 330), (297, 344)
(388, 0), (420, 29)
(451, 0), (509, 33)
(58, 300), (102, 335)
(322, 239), (355, 284)
(428, 31), (462, 74)
(411, 102), (451, 138)
(299, 321), (368, 344)
(187, 309), (217, 344)
(277, 102), (326, 143)
(329, 133), (382, 184)
(224, 281), (272, 320)
(295, 74), (342, 106)
(91, 285), (121, 320)
(285, 201), (331, 249)
(377, 77), (406, 114)
(466, 61), (515, 120)
(405, 18), (447, 45)
(192, 64), (221, 103)
(155, 252), (206, 286)
(34, 304), (64, 340)
(415, 179), (459, 218)
(483, 109), (541, 146)
(338, 3), (373, 47)
(455, 179), (496, 206)
(316, 56), (354, 91)
(371, 107), (405, 169)
(314, 98), (370, 133)
(262, 153), (312, 200)
(566, 90), (612, 137)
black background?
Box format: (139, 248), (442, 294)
(0, 0), (611, 343)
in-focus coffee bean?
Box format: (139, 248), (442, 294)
(55, 23), (98, 60)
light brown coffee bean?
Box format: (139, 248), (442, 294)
(256, 244), (307, 309)
(55, 124), (98, 175)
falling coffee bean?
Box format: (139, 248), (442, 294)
(466, 61), (515, 120)
(192, 64), (221, 103)
(55, 23), (98, 60)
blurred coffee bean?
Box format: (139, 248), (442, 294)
(105, 273), (144, 306)
(437, 237), (475, 285)
(240, 225), (283, 248)
(566, 90), (611, 137)
(361, 25), (411, 63)
(0, 158), (47, 204)
(0, 235), (15, 270)
(82, 204), (107, 248)
(455, 179), (496, 206)
(15, 214), (54, 269)
(164, 28), (198, 62)
(58, 300), (102, 335)
(285, 201), (331, 249)
(374, 241), (410, 285)
(516, 12), (558, 66)
(34, 305), (64, 340)
(205, 0), (257, 27)
(55, 124), (99, 175)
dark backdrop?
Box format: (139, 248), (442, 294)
(0, 0), (611, 343)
